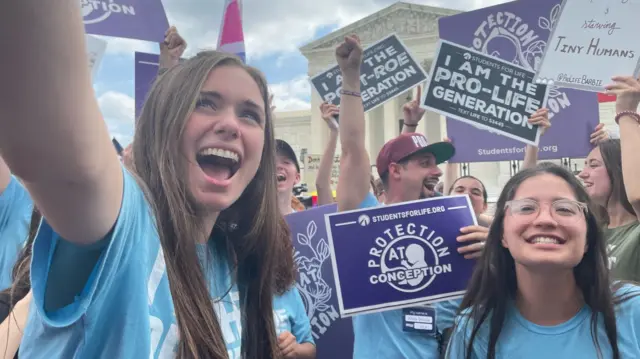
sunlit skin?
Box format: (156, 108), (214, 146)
(181, 65), (266, 212)
(450, 177), (487, 216)
(578, 147), (611, 207)
(502, 174), (588, 272)
(388, 152), (442, 201)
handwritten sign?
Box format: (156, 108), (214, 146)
(303, 155), (340, 191)
(422, 40), (549, 146)
(535, 0), (640, 92)
(310, 34), (427, 113)
(286, 204), (353, 359)
(325, 195), (477, 316)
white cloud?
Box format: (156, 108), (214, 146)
(98, 91), (136, 146)
(152, 0), (508, 111)
(269, 75), (312, 111)
(161, 0), (507, 60)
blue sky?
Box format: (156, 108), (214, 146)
(92, 0), (505, 146)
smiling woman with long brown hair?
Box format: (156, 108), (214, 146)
(0, 1), (296, 358)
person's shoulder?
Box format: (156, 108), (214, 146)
(614, 283), (640, 308)
(358, 192), (380, 209)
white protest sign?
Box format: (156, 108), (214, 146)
(86, 35), (107, 79)
(303, 154), (340, 191)
(535, 0), (640, 92)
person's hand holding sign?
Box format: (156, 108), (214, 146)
(527, 108), (551, 135)
(320, 102), (340, 133)
(456, 225), (488, 259)
(589, 123), (610, 145)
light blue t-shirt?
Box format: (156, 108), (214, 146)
(352, 193), (440, 359)
(0, 176), (33, 289)
(274, 287), (315, 345)
(445, 285), (640, 359)
(20, 168), (304, 358)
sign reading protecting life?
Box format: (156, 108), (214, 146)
(82, 0), (170, 43)
(326, 195), (477, 317)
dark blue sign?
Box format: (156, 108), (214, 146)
(285, 204), (353, 359)
(326, 195), (477, 316)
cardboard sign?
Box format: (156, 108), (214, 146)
(422, 40), (549, 146)
(310, 34), (427, 112)
(82, 0), (169, 43)
(326, 195), (477, 317)
(438, 0), (600, 163)
(535, 0), (640, 92)
(286, 204), (353, 359)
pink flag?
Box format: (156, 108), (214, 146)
(217, 0), (246, 62)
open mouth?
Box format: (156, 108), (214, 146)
(583, 182), (593, 188)
(526, 235), (565, 245)
(196, 148), (240, 182)
(277, 173), (287, 183)
(423, 178), (438, 191)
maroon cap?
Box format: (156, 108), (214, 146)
(376, 133), (455, 177)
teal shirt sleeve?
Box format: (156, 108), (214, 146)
(30, 167), (153, 327)
(289, 287), (315, 345)
(0, 176), (33, 289)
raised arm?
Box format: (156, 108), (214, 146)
(607, 76), (640, 219)
(316, 103), (340, 206)
(400, 86), (424, 135)
(158, 26), (187, 74)
(521, 108), (549, 170)
(0, 1), (123, 244)
(335, 36), (370, 212)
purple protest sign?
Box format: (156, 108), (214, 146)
(285, 204), (353, 359)
(135, 52), (160, 118)
(438, 0), (600, 163)
(326, 196), (477, 316)
(82, 0), (169, 43)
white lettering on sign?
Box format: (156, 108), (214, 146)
(367, 222), (452, 294)
(471, 5), (572, 120)
(81, 0), (137, 25)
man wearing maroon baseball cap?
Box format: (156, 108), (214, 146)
(376, 133), (454, 201)
(332, 36), (483, 359)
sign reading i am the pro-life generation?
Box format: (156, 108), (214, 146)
(535, 0), (640, 92)
(310, 34), (428, 113)
(421, 40), (549, 146)
(325, 195), (477, 317)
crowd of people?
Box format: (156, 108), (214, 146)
(0, 1), (638, 358)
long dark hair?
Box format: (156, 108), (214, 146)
(0, 207), (41, 308)
(597, 139), (635, 223)
(454, 163), (622, 359)
(133, 51), (295, 359)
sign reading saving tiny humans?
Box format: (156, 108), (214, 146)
(286, 204), (354, 359)
(325, 195), (477, 317)
(421, 40), (549, 146)
(535, 0), (640, 92)
(310, 34), (428, 112)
